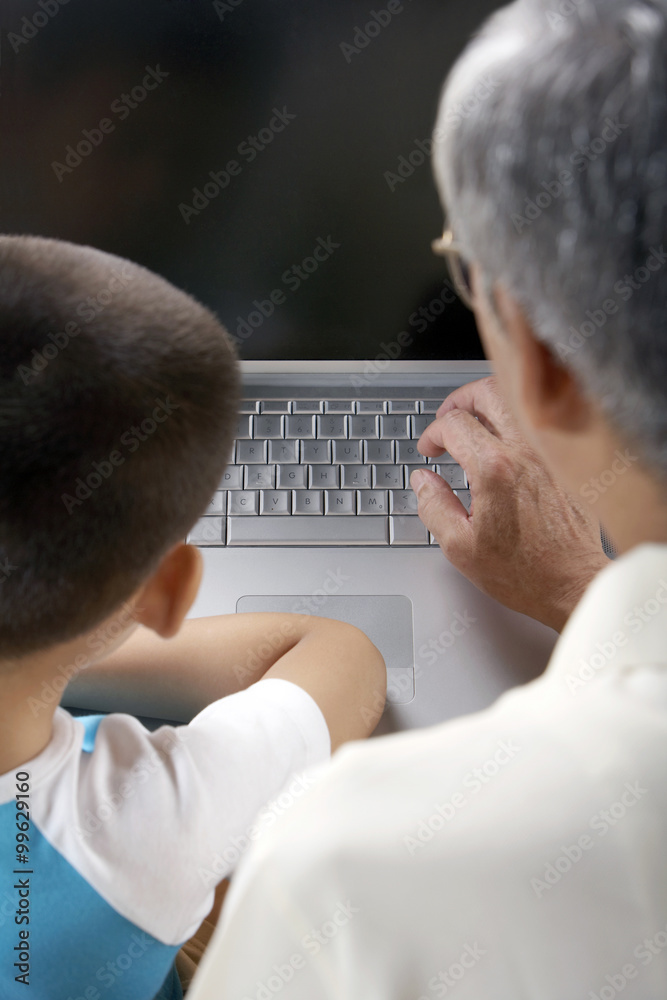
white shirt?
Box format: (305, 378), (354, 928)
(189, 544), (667, 1000)
(0, 678), (330, 999)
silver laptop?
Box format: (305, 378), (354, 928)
(186, 360), (559, 735)
(6, 0), (560, 732)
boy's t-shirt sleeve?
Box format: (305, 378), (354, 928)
(46, 678), (330, 946)
(184, 677), (331, 871)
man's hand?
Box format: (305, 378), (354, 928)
(411, 376), (610, 632)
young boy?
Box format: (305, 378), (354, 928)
(0, 236), (386, 999)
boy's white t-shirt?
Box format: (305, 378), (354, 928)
(0, 677), (330, 1000)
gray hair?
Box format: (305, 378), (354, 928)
(433, 0), (667, 480)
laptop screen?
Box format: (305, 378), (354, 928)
(1, 0), (498, 361)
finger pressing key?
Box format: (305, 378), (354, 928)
(417, 406), (489, 488)
(434, 375), (523, 442)
(409, 469), (471, 550)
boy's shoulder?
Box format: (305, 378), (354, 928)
(1, 708), (216, 945)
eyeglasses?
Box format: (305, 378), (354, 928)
(431, 228), (474, 310)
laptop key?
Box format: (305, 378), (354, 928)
(228, 490), (259, 515)
(308, 465), (340, 488)
(205, 491), (227, 515)
(286, 415), (316, 439)
(419, 401), (441, 414)
(411, 415), (432, 438)
(435, 464), (467, 489)
(364, 439), (393, 464)
(293, 490), (323, 514)
(387, 400), (418, 414)
(291, 400), (323, 413)
(301, 440), (331, 464)
(324, 490), (356, 515)
(355, 400), (386, 413)
(454, 489), (472, 513)
(349, 415), (379, 439)
(379, 415), (409, 439)
(389, 490), (419, 515)
(269, 439), (299, 464)
(236, 440), (268, 464)
(188, 517), (225, 546)
(227, 516), (388, 545)
(244, 465), (276, 489)
(277, 464), (307, 489)
(372, 465), (404, 489)
(389, 516), (429, 545)
(260, 400), (291, 413)
(396, 440), (426, 463)
(418, 451), (459, 464)
(255, 415), (284, 439)
(260, 490), (291, 515)
(332, 440), (362, 464)
(323, 400), (354, 413)
(220, 466), (243, 490)
(239, 400), (260, 414)
(341, 465), (371, 489)
(235, 415), (253, 439)
(358, 489), (388, 514)
(405, 465), (425, 489)
(317, 415), (348, 439)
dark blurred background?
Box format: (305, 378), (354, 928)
(0, 0), (502, 360)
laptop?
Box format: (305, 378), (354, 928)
(3, 0), (562, 730)
(185, 360), (560, 734)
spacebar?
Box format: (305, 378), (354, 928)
(227, 516), (388, 546)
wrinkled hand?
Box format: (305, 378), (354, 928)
(411, 376), (610, 632)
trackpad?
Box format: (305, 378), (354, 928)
(236, 595), (414, 705)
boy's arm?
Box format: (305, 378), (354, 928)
(62, 612), (386, 748)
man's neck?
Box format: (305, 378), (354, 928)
(598, 464), (667, 556)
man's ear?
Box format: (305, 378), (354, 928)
(133, 543), (203, 639)
(493, 283), (592, 435)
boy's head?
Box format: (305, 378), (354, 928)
(0, 235), (240, 661)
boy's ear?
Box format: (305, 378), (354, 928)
(133, 543), (203, 639)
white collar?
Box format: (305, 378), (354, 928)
(545, 543), (667, 696)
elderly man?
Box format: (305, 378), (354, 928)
(189, 0), (667, 996)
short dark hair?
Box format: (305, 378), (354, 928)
(0, 235), (240, 659)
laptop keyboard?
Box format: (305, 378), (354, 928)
(187, 399), (471, 547)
